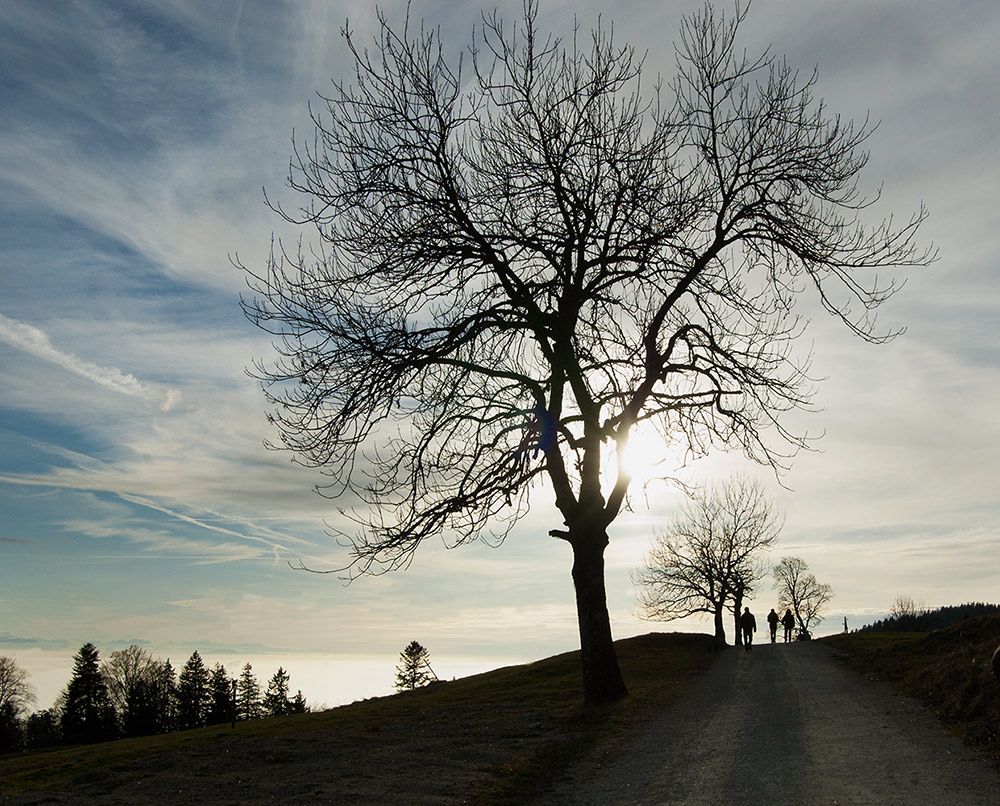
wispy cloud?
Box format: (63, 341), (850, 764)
(0, 313), (180, 411)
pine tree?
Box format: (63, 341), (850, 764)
(177, 651), (211, 730)
(290, 690), (309, 714)
(394, 641), (435, 692)
(61, 643), (118, 744)
(152, 659), (178, 734)
(263, 667), (291, 717)
(207, 663), (234, 726)
(236, 663), (262, 720)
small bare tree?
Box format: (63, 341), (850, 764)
(773, 556), (833, 636)
(242, 1), (934, 702)
(634, 476), (781, 644)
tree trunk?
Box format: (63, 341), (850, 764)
(733, 591), (744, 647)
(570, 531), (628, 704)
(713, 604), (727, 645)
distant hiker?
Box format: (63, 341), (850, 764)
(781, 609), (796, 642)
(740, 607), (757, 652)
(767, 608), (779, 643)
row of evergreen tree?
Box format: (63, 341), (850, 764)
(858, 602), (1000, 633)
(2, 643), (307, 753)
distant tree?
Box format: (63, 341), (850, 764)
(121, 673), (164, 737)
(290, 690), (309, 714)
(773, 557), (833, 636)
(101, 645), (164, 737)
(25, 708), (62, 749)
(236, 663), (262, 721)
(394, 641), (436, 692)
(151, 659), (178, 734)
(0, 655), (36, 720)
(634, 477), (781, 644)
(177, 651), (211, 730)
(206, 663), (235, 726)
(242, 1), (933, 703)
(263, 667), (292, 717)
(61, 643), (118, 744)
(858, 602), (1000, 634)
(889, 594), (924, 630)
(101, 645), (153, 715)
(0, 702), (25, 753)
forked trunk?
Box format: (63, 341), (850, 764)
(570, 531), (628, 704)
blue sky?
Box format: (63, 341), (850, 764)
(2, 0), (999, 709)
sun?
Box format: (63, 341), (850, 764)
(616, 423), (676, 487)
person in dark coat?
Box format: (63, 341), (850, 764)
(740, 607), (757, 652)
(781, 608), (796, 643)
(766, 608), (780, 643)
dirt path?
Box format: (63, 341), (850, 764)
(534, 640), (1000, 806)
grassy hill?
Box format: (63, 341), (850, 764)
(822, 613), (1000, 762)
(4, 619), (999, 803)
(0, 632), (717, 804)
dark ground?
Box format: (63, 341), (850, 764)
(530, 640), (1000, 805)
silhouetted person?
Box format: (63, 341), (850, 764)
(781, 608), (796, 643)
(766, 608), (779, 643)
(740, 607), (756, 652)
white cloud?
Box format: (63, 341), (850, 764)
(0, 313), (180, 411)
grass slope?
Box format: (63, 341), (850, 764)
(0, 632), (718, 804)
(822, 613), (1000, 762)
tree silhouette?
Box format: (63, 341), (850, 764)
(264, 667), (292, 717)
(394, 641), (435, 692)
(635, 476), (781, 644)
(61, 643), (118, 744)
(100, 645), (170, 737)
(773, 556), (833, 635)
(152, 659), (178, 734)
(177, 651), (211, 730)
(236, 663), (262, 721)
(0, 656), (37, 751)
(242, 1), (934, 702)
(0, 655), (35, 720)
(25, 708), (62, 749)
(207, 663), (235, 726)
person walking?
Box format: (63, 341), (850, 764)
(781, 608), (796, 643)
(766, 608), (779, 643)
(740, 607), (757, 652)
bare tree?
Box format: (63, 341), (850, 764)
(773, 556), (833, 636)
(101, 645), (157, 717)
(889, 593), (925, 630)
(0, 655), (36, 717)
(634, 476), (781, 644)
(241, 2), (934, 702)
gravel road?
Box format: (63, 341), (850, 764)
(534, 640), (1000, 806)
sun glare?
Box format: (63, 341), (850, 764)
(616, 423), (676, 487)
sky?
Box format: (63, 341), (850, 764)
(1, 0), (999, 711)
